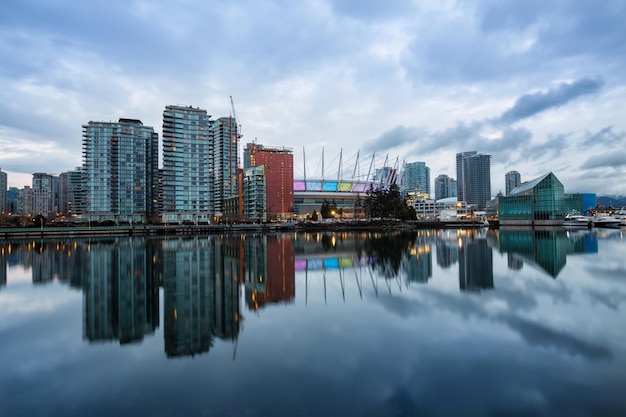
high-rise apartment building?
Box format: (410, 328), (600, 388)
(18, 186), (33, 215)
(211, 117), (239, 217)
(243, 143), (294, 220)
(83, 118), (158, 222)
(505, 170), (521, 195)
(434, 174), (457, 201)
(32, 173), (56, 217)
(456, 151), (476, 202)
(162, 106), (239, 220)
(7, 187), (20, 214)
(456, 151), (491, 209)
(403, 161), (430, 196)
(0, 169), (6, 214)
(59, 167), (86, 217)
(243, 166), (266, 222)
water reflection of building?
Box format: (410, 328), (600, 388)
(405, 242), (432, 284)
(31, 241), (56, 285)
(84, 239), (159, 345)
(507, 253), (523, 271)
(245, 235), (295, 310)
(0, 245), (6, 289)
(496, 229), (597, 278)
(163, 238), (215, 357)
(161, 236), (243, 358)
(459, 237), (494, 292)
(214, 238), (242, 341)
(0, 241), (88, 288)
(436, 232), (459, 268)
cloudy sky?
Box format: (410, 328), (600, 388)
(1, 0), (625, 195)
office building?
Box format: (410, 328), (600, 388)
(403, 161), (430, 197)
(434, 174), (457, 201)
(243, 143), (294, 220)
(0, 169), (6, 214)
(456, 151), (491, 209)
(83, 118), (158, 223)
(505, 171), (521, 196)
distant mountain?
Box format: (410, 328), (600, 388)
(597, 196), (626, 208)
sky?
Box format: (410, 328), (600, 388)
(1, 0), (625, 196)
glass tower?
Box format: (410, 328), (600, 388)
(211, 117), (239, 217)
(0, 169), (6, 214)
(434, 174), (457, 200)
(456, 151), (491, 209)
(82, 118), (158, 221)
(505, 170), (521, 196)
(403, 161), (430, 196)
(162, 105), (213, 215)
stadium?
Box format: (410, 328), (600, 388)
(293, 149), (406, 218)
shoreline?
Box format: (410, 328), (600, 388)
(0, 220), (495, 239)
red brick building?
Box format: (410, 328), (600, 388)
(243, 143), (294, 221)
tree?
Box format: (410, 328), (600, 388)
(311, 210), (319, 222)
(320, 199), (338, 219)
(364, 184), (415, 220)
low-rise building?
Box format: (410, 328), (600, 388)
(499, 172), (565, 226)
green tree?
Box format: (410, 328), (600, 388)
(320, 199), (338, 219)
(364, 184), (415, 220)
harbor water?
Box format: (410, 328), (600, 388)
(1, 228), (625, 417)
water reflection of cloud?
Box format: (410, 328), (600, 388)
(584, 265), (626, 283)
(585, 288), (626, 312)
(499, 314), (613, 361)
(0, 285), (75, 316)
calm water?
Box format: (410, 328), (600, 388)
(1, 229), (625, 417)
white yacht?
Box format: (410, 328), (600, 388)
(613, 208), (626, 226)
(591, 215), (621, 228)
(563, 212), (591, 228)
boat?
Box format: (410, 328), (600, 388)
(563, 212), (591, 228)
(613, 208), (626, 226)
(591, 215), (621, 228)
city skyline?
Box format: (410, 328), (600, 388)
(1, 1), (625, 196)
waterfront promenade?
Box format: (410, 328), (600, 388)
(0, 219), (494, 239)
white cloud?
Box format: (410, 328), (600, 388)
(0, 0), (625, 195)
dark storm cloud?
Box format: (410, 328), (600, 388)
(581, 151), (626, 170)
(497, 78), (604, 125)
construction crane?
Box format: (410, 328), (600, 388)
(230, 95), (243, 141)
